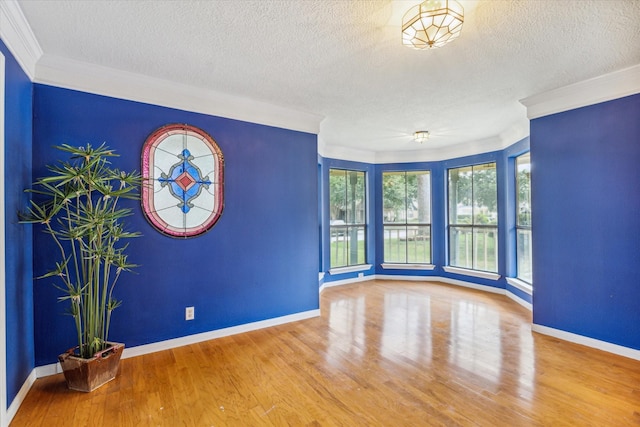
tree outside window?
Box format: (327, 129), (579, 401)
(383, 171), (431, 264)
(329, 169), (366, 268)
(448, 163), (498, 272)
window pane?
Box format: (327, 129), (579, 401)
(347, 226), (366, 265)
(330, 225), (348, 268)
(346, 170), (365, 225)
(330, 225), (366, 267)
(448, 166), (472, 224)
(516, 153), (531, 227)
(473, 227), (498, 272)
(517, 228), (533, 283)
(407, 225), (431, 263)
(384, 225), (407, 263)
(382, 172), (406, 223)
(473, 163), (497, 225)
(407, 171), (431, 224)
(450, 226), (472, 269)
(329, 169), (346, 224)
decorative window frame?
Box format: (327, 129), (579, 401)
(141, 124), (224, 238)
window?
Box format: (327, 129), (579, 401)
(382, 171), (431, 264)
(329, 169), (366, 268)
(516, 153), (532, 283)
(141, 124), (224, 238)
(448, 163), (498, 272)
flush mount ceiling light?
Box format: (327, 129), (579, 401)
(402, 0), (464, 49)
(414, 131), (430, 143)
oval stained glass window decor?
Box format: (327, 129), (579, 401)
(141, 124), (224, 238)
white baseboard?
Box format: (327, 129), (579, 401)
(506, 290), (532, 311)
(325, 274), (533, 310)
(431, 276), (505, 294)
(35, 308), (320, 378)
(35, 362), (61, 378)
(6, 368), (36, 425)
(324, 274), (506, 294)
(375, 274), (435, 282)
(320, 274), (372, 292)
(323, 275), (640, 360)
(442, 266), (501, 281)
(532, 324), (640, 361)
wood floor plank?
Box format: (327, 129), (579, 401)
(10, 280), (640, 426)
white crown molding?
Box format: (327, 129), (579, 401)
(319, 118), (530, 164)
(520, 64), (640, 120)
(317, 139), (378, 164)
(34, 54), (323, 134)
(498, 118), (530, 149)
(319, 136), (501, 164)
(0, 0), (42, 79)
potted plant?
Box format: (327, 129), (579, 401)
(21, 143), (141, 392)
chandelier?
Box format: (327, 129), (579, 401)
(413, 131), (430, 143)
(402, 0), (464, 49)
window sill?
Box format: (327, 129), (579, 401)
(443, 266), (500, 281)
(381, 263), (435, 271)
(506, 277), (533, 295)
(329, 264), (372, 275)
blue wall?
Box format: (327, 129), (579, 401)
(531, 94), (640, 350)
(32, 85), (319, 364)
(1, 40), (35, 407)
(5, 26), (638, 411)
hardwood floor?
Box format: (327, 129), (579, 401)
(10, 280), (640, 426)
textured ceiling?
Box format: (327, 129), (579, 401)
(16, 0), (640, 154)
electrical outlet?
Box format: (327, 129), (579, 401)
(358, 272), (364, 278)
(185, 306), (195, 321)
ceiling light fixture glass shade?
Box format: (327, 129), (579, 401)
(402, 0), (464, 49)
(414, 131), (430, 143)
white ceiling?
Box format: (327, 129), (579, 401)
(15, 0), (640, 156)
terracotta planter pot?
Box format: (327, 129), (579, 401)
(58, 342), (125, 392)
